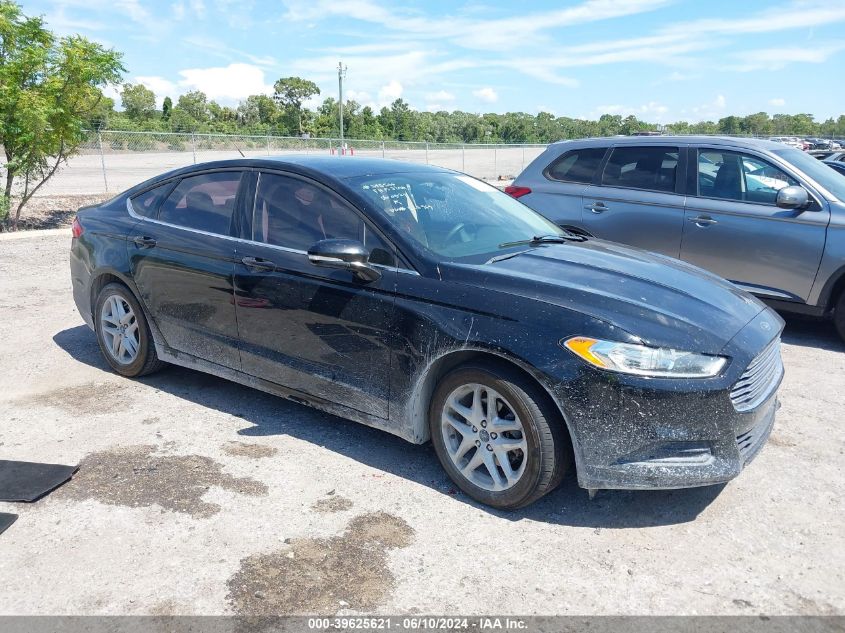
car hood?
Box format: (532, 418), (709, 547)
(442, 239), (767, 354)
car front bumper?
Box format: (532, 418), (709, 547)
(547, 310), (784, 491)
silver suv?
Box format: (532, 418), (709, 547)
(509, 136), (845, 341)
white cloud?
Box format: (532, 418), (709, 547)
(537, 105), (556, 115)
(345, 90), (373, 106)
(188, 0), (206, 18)
(177, 63), (274, 104)
(729, 43), (845, 71)
(426, 90), (455, 102)
(769, 98), (786, 106)
(181, 36), (277, 67)
(689, 94), (728, 121)
(426, 104), (445, 112)
(135, 76), (178, 107)
(281, 0), (672, 51)
(663, 2), (845, 37)
(473, 87), (498, 103)
(378, 81), (404, 105)
(591, 101), (670, 121)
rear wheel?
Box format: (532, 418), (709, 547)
(429, 362), (570, 509)
(94, 283), (165, 377)
(835, 291), (845, 343)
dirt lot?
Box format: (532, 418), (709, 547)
(0, 231), (843, 616)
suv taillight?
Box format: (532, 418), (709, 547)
(71, 216), (84, 238)
(504, 185), (532, 199)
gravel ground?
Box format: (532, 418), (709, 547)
(0, 231), (843, 616)
(1, 194), (113, 232)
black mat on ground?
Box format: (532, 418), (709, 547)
(0, 460), (78, 502)
(0, 513), (17, 536)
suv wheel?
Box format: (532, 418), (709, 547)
(429, 362), (570, 509)
(94, 283), (165, 377)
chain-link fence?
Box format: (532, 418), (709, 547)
(37, 131), (548, 196)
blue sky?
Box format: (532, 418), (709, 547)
(25, 0), (845, 122)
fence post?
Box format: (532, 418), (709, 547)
(97, 131), (109, 192)
(462, 145), (465, 172)
(522, 147), (526, 171)
(381, 140), (385, 158)
(425, 142), (429, 164)
(190, 132), (197, 164)
(494, 147), (498, 177)
(266, 134), (271, 156)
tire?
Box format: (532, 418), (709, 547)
(94, 282), (165, 378)
(429, 362), (571, 510)
(835, 291), (845, 343)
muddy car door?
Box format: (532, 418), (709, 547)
(232, 170), (400, 419)
(128, 169), (244, 369)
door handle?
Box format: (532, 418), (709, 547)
(132, 235), (157, 248)
(241, 256), (276, 271)
(585, 202), (608, 214)
(688, 215), (718, 227)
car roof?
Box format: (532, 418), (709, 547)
(170, 155), (453, 180)
(550, 135), (789, 151)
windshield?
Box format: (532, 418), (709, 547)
(348, 172), (566, 261)
(773, 147), (845, 201)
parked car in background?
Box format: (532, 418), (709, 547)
(812, 150), (845, 162)
(70, 156), (784, 509)
(806, 138), (841, 151)
(824, 160), (845, 177)
(507, 136), (845, 341)
(769, 136), (805, 150)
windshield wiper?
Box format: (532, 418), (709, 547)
(498, 232), (584, 249)
(486, 249), (531, 264)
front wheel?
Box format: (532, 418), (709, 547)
(429, 362), (570, 509)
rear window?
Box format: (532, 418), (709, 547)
(158, 172), (242, 235)
(601, 146), (679, 192)
(546, 148), (607, 184)
(130, 182), (172, 218)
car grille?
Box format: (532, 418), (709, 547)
(730, 338), (784, 413)
(736, 402), (777, 464)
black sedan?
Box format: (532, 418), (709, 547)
(70, 156), (784, 509)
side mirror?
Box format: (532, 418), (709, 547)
(776, 185), (810, 210)
(307, 238), (381, 282)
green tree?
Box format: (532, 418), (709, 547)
(0, 1), (124, 228)
(237, 94), (279, 128)
(177, 90), (209, 123)
(162, 96), (172, 120)
(121, 83), (155, 120)
(273, 76), (320, 134)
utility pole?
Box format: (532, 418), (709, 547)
(337, 62), (347, 153)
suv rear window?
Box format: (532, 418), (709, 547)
(601, 146), (679, 192)
(546, 148), (607, 184)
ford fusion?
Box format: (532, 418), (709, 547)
(70, 157), (784, 509)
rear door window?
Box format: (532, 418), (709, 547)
(601, 146), (679, 192)
(158, 171), (242, 235)
(546, 148), (607, 183)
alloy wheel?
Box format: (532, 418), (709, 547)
(440, 383), (528, 491)
(100, 294), (140, 365)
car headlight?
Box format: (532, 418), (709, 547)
(563, 336), (727, 378)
